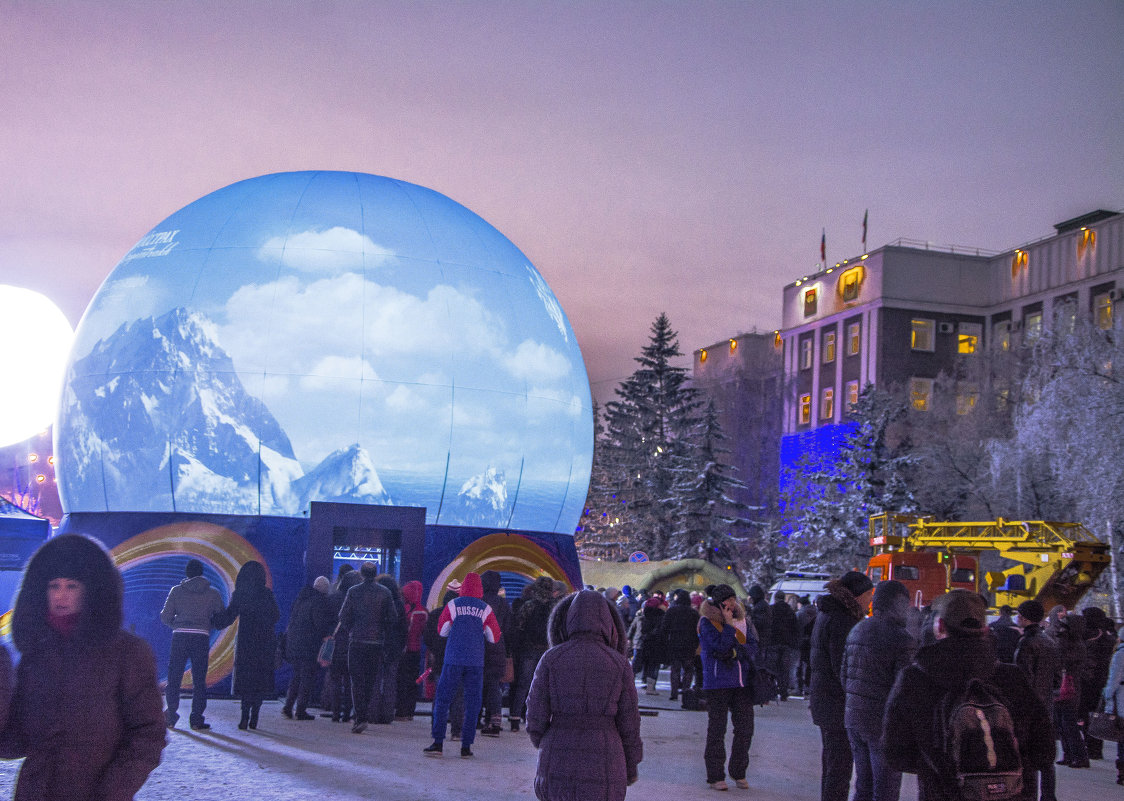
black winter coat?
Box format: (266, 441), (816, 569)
(749, 598), (772, 651)
(770, 599), (800, 649)
(285, 586), (335, 663)
(809, 580), (865, 729)
(840, 607), (916, 738)
(1015, 624), (1061, 707)
(657, 598), (700, 660)
(884, 635), (1054, 801)
(213, 579), (280, 699)
(988, 616), (1021, 663)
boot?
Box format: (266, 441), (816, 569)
(249, 702), (261, 730)
(645, 678), (659, 695)
(238, 705), (250, 731)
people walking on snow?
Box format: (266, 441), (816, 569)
(424, 572), (501, 758)
(395, 579), (429, 721)
(480, 569), (513, 735)
(510, 576), (558, 732)
(1046, 605), (1090, 768)
(160, 557), (224, 730)
(840, 579), (916, 801)
(628, 594), (666, 695)
(526, 590), (643, 801)
(698, 583), (758, 791)
(372, 574), (407, 724)
(335, 561), (396, 734)
(657, 588), (699, 701)
(1, 534), (165, 800)
(328, 567), (363, 722)
(281, 575), (334, 721)
(809, 570), (874, 801)
(884, 589), (1053, 801)
(767, 590), (800, 700)
(1014, 599), (1061, 801)
(212, 560), (281, 731)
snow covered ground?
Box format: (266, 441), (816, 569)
(0, 679), (1113, 800)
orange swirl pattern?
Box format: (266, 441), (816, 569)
(110, 521), (270, 687)
(425, 532), (573, 609)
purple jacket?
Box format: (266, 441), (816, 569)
(527, 590), (643, 801)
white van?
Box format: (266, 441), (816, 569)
(768, 570), (832, 602)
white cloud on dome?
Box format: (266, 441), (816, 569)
(503, 339), (570, 383)
(299, 355), (379, 391)
(258, 227), (395, 273)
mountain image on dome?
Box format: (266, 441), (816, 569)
(447, 466), (510, 527)
(294, 443), (391, 508)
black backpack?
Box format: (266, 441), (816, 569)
(937, 678), (1023, 801)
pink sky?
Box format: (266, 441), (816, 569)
(2, 1), (1121, 404)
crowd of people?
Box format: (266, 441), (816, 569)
(0, 533), (1121, 801)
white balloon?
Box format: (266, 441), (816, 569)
(0, 285), (74, 447)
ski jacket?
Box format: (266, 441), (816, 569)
(437, 572), (500, 668)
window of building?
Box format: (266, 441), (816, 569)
(821, 388), (834, 420)
(799, 393), (811, 425)
(909, 377), (934, 412)
(911, 319), (935, 352)
(840, 267), (862, 302)
(800, 338), (813, 370)
(822, 330), (836, 363)
(956, 382), (979, 416)
(958, 322), (982, 355)
(846, 380), (859, 409)
(847, 322), (861, 356)
(992, 320), (1011, 352)
(1023, 310), (1043, 340)
(803, 288), (817, 317)
(1094, 291), (1114, 330)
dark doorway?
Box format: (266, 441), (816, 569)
(307, 502), (425, 585)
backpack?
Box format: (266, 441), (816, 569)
(938, 678), (1023, 801)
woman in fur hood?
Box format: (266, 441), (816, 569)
(697, 584), (758, 791)
(0, 534), (165, 800)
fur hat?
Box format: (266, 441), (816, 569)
(1017, 599), (1045, 624)
(839, 570), (874, 599)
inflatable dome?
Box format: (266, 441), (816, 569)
(57, 171), (593, 534)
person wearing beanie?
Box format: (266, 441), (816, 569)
(809, 570), (873, 801)
(425, 572), (501, 758)
(4, 534), (165, 800)
(697, 583), (758, 790)
(160, 556), (224, 730)
(656, 588), (699, 702)
(479, 570), (512, 736)
(335, 561), (397, 733)
(1014, 598), (1061, 800)
(282, 576), (337, 721)
(840, 580), (916, 801)
(885, 590), (1053, 801)
(1080, 606), (1116, 761)
(395, 579), (429, 721)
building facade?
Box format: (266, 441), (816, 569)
(779, 210), (1122, 435)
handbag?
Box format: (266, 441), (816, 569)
(317, 636), (335, 667)
(1088, 697), (1124, 742)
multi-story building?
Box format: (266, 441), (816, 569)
(778, 209), (1122, 437)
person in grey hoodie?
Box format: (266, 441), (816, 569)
(160, 558), (224, 729)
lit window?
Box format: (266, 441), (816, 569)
(800, 339), (813, 370)
(804, 288), (818, 317)
(1094, 292), (1114, 330)
(821, 388), (834, 420)
(799, 393), (812, 424)
(992, 320), (1011, 352)
(1024, 310), (1043, 340)
(846, 380), (859, 409)
(956, 383), (979, 416)
(911, 319), (935, 352)
(958, 323), (982, 355)
(839, 267), (862, 302)
(909, 377), (934, 412)
(847, 322), (861, 356)
(823, 331), (836, 363)
(996, 386), (1010, 412)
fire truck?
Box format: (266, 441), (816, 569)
(866, 513), (1110, 611)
